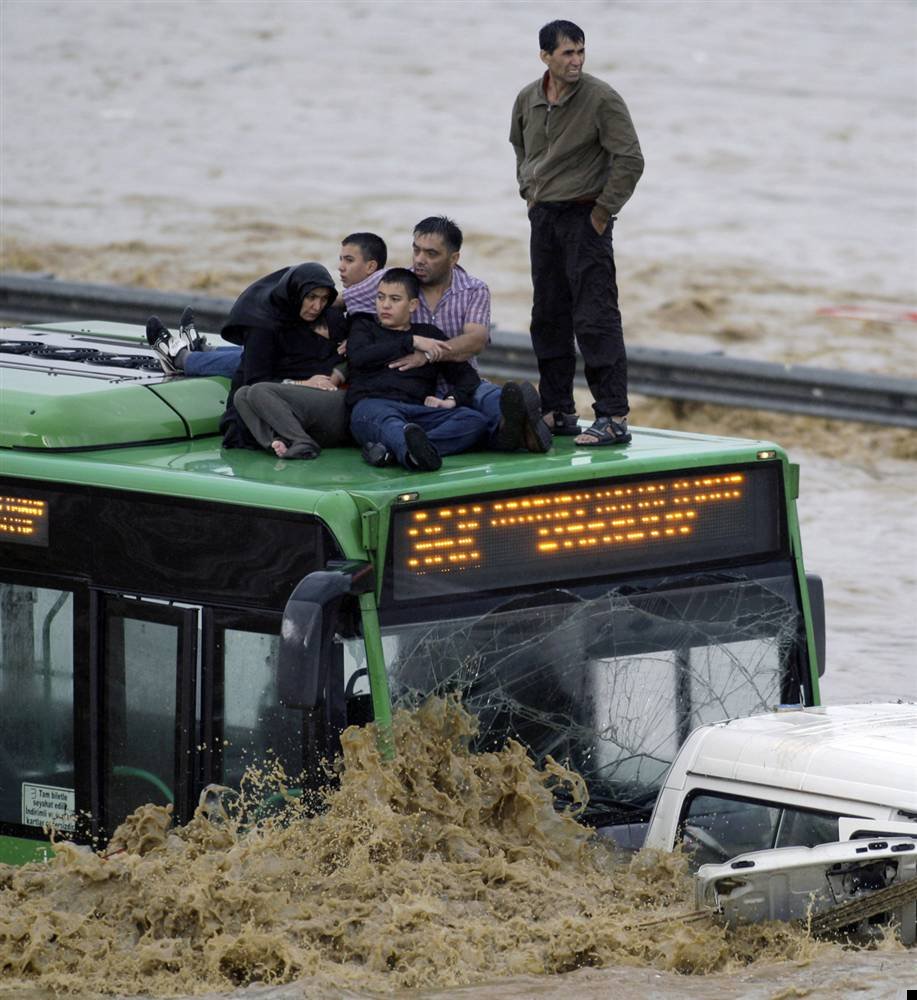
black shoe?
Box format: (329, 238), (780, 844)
(549, 411), (580, 436)
(518, 381), (552, 453)
(403, 423), (441, 472)
(361, 441), (394, 467)
(145, 315), (168, 348)
(145, 316), (184, 374)
(178, 306), (207, 351)
(493, 381), (527, 450)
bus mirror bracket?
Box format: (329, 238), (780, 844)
(278, 560), (375, 709)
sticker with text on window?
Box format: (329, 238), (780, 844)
(22, 782), (76, 832)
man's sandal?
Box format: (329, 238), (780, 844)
(575, 416), (631, 446)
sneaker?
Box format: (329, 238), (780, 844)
(492, 381), (527, 450)
(548, 411), (580, 436)
(403, 423), (441, 472)
(178, 306), (207, 351)
(145, 316), (185, 374)
(361, 441), (394, 467)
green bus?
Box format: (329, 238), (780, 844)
(0, 320), (825, 864)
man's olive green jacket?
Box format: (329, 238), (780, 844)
(510, 71), (644, 218)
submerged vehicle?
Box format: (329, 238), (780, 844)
(0, 321), (825, 864)
(644, 702), (917, 861)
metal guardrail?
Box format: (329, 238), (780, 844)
(2, 272), (916, 428)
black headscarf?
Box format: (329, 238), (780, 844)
(221, 262), (338, 345)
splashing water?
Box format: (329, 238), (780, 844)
(0, 696), (852, 997)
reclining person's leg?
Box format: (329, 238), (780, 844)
(232, 386), (276, 450)
(264, 383), (351, 449)
(244, 383), (326, 459)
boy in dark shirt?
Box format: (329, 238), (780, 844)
(347, 269), (549, 471)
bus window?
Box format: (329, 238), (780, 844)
(102, 597), (196, 833)
(0, 582), (75, 833)
(221, 627), (304, 788)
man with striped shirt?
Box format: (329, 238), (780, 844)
(343, 215), (506, 421)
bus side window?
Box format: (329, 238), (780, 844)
(0, 583), (75, 833)
(221, 627), (305, 787)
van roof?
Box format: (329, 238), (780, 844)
(670, 703), (917, 812)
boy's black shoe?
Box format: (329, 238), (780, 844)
(361, 441), (394, 467)
(403, 423), (441, 472)
(493, 381), (527, 450)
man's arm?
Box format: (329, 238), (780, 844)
(593, 89), (645, 226)
(509, 91), (530, 202)
(442, 283), (492, 362)
(439, 324), (488, 362)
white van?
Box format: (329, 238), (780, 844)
(642, 702), (917, 866)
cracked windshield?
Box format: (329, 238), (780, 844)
(354, 574), (799, 824)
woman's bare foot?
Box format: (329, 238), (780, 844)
(272, 439), (288, 457)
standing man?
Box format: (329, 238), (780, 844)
(510, 19), (643, 446)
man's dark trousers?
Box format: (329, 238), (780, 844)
(529, 202), (628, 419)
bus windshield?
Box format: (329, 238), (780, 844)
(346, 571), (801, 825)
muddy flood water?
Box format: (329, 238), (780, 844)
(1, 0), (916, 996)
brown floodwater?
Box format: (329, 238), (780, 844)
(1, 2), (915, 996)
(4, 697), (910, 1000)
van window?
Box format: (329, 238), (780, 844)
(680, 791), (840, 867)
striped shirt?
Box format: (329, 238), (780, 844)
(342, 265), (491, 341)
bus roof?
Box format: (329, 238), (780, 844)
(1, 321), (788, 518)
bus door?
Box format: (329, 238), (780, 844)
(0, 576), (84, 854)
(98, 594), (198, 839)
(99, 597), (317, 839)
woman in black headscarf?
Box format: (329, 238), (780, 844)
(219, 263), (351, 457)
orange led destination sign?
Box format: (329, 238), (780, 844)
(0, 494), (50, 547)
(391, 464), (782, 600)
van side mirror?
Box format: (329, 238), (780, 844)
(806, 573), (826, 677)
(278, 560), (374, 709)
